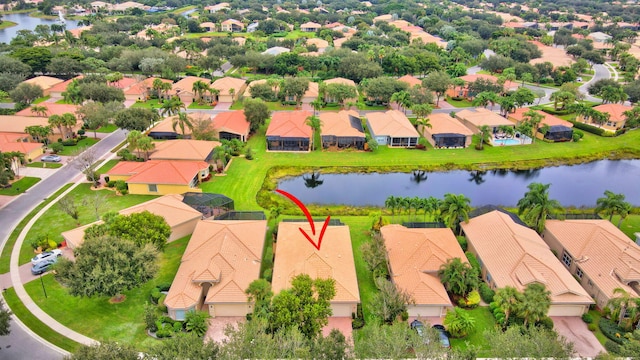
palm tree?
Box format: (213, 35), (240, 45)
(5, 151), (25, 178)
(438, 257), (478, 297)
(411, 104), (433, 130)
(517, 182), (564, 234)
(137, 136), (155, 161)
(31, 105), (48, 117)
(439, 193), (471, 235)
(172, 111), (194, 137)
(608, 288), (635, 328)
(522, 110), (544, 143)
(471, 91), (498, 110)
(385, 195), (398, 223)
(519, 283), (551, 327)
(476, 125), (491, 150)
(390, 90), (412, 113)
(443, 307), (476, 338)
(161, 96), (186, 116)
(311, 99), (323, 116)
(212, 145), (230, 173)
(493, 286), (522, 328)
(126, 130), (145, 158)
(159, 82), (173, 100)
(48, 114), (65, 139)
(305, 115), (322, 151)
(192, 80), (210, 105)
(595, 190), (632, 228)
(152, 78), (165, 98)
(60, 112), (77, 138)
(423, 196), (441, 222)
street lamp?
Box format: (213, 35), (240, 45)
(39, 274), (47, 299)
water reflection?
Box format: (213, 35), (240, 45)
(410, 170), (428, 184)
(468, 170), (486, 185)
(302, 172), (324, 189)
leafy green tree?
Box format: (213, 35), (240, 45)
(360, 233), (387, 273)
(77, 101), (123, 138)
(78, 82), (125, 103)
(492, 286), (522, 328)
(519, 283), (551, 327)
(65, 341), (140, 360)
(325, 83), (357, 108)
(280, 77), (309, 107)
(369, 277), (412, 324)
(412, 103), (433, 130)
(55, 236), (158, 298)
(439, 193), (471, 235)
(114, 108), (160, 131)
(11, 47), (52, 73)
(243, 97), (271, 132)
(363, 77), (407, 106)
(10, 83), (43, 105)
(87, 211), (171, 250)
(595, 190), (633, 227)
(511, 87), (536, 108)
(422, 71), (452, 106)
(0, 151), (15, 186)
(184, 310), (210, 336)
(0, 299), (10, 336)
(250, 82), (276, 102)
(145, 333), (219, 360)
(246, 279), (273, 318)
(444, 307), (476, 338)
(439, 257), (479, 297)
(517, 182), (564, 233)
(484, 326), (574, 358)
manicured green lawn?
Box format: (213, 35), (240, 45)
(19, 184), (158, 265)
(612, 214), (640, 240)
(32, 96), (50, 104)
(449, 306), (496, 356)
(26, 162), (62, 169)
(55, 99), (74, 104)
(55, 138), (100, 156)
(95, 124), (118, 133)
(230, 101), (296, 111)
(0, 177), (40, 196)
(24, 235), (189, 350)
(356, 103), (388, 110)
(131, 99), (162, 110)
(445, 97), (474, 108)
(587, 309), (608, 345)
(96, 159), (119, 173)
(188, 102), (215, 109)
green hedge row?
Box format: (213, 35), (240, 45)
(599, 317), (629, 345)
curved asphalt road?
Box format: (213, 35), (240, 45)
(0, 129), (126, 359)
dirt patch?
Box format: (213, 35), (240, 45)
(109, 294), (127, 304)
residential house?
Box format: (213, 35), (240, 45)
(373, 14), (393, 22)
(149, 140), (220, 162)
(165, 219), (267, 320)
(221, 19), (244, 32)
(273, 222), (360, 319)
(204, 2), (230, 13)
(0, 132), (43, 161)
(410, 31), (447, 48)
(323, 77), (358, 104)
(211, 111), (251, 142)
(456, 108), (515, 134)
(106, 160), (210, 195)
(543, 219), (640, 309)
(447, 74), (518, 99)
(124, 77), (172, 102)
(266, 111), (313, 151)
(148, 112), (211, 140)
(48, 76), (82, 99)
(320, 110), (365, 149)
(279, 80), (319, 104)
(461, 210), (594, 316)
(15, 103), (79, 117)
(366, 110), (420, 147)
(262, 46), (290, 56)
(398, 74), (422, 88)
(576, 103), (632, 132)
(210, 77), (246, 103)
(61, 194), (203, 248)
(22, 76), (65, 96)
(199, 22), (217, 32)
(300, 21), (321, 32)
(306, 38), (329, 52)
(508, 108), (574, 142)
(588, 31), (612, 43)
(421, 113), (473, 148)
(167, 76), (211, 104)
(0, 115), (79, 141)
(382, 225), (467, 317)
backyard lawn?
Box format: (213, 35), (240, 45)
(0, 176), (40, 196)
(130, 99), (162, 110)
(55, 138), (100, 156)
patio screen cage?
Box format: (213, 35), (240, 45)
(266, 136), (310, 151)
(541, 125), (573, 142)
(215, 211), (266, 220)
(182, 192), (234, 218)
(432, 133), (466, 148)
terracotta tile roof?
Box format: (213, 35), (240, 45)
(151, 112), (212, 136)
(461, 211), (593, 306)
(382, 225), (466, 306)
(221, 19), (243, 26)
(301, 21), (322, 29)
(424, 113), (474, 135)
(124, 77), (172, 96)
(333, 38), (348, 48)
(61, 194), (202, 248)
(456, 108), (514, 128)
(324, 77), (356, 88)
(109, 77), (139, 90)
(170, 76), (210, 95)
(593, 103), (633, 123)
(306, 38), (329, 48)
(320, 110), (364, 138)
(149, 140), (219, 161)
(508, 108), (573, 128)
(0, 132), (28, 143)
(266, 111), (313, 138)
(398, 75), (422, 88)
(366, 110), (420, 138)
(305, 82), (319, 98)
(0, 141), (42, 154)
(211, 77), (246, 97)
(410, 31), (447, 48)
(22, 76), (64, 90)
(49, 76), (83, 94)
(545, 220), (640, 298)
(106, 160), (208, 185)
(16, 103), (79, 117)
(0, 116), (66, 135)
(211, 110), (250, 136)
(273, 222), (360, 303)
(165, 220), (267, 309)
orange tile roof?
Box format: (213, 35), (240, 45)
(109, 77), (139, 90)
(165, 220), (267, 309)
(545, 220), (640, 299)
(456, 108), (514, 128)
(15, 103), (79, 117)
(211, 111), (250, 136)
(324, 77), (356, 87)
(266, 111), (313, 138)
(124, 77), (172, 96)
(424, 113), (474, 135)
(106, 160), (208, 185)
(366, 110), (420, 138)
(170, 76), (210, 95)
(273, 222), (360, 303)
(0, 141), (43, 154)
(0, 116), (67, 135)
(49, 76), (83, 94)
(151, 112), (212, 136)
(398, 75), (422, 88)
(410, 31), (447, 48)
(508, 108), (573, 128)
(461, 211), (593, 306)
(320, 110), (364, 138)
(149, 140), (219, 161)
(0, 132), (28, 143)
(592, 103), (633, 123)
(22, 76), (64, 90)
(211, 77), (246, 96)
(382, 225), (466, 306)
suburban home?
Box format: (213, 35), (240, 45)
(148, 112), (211, 140)
(149, 140), (220, 162)
(421, 113), (473, 148)
(410, 31), (447, 48)
(306, 38), (329, 52)
(398, 74), (422, 88)
(300, 21), (321, 32)
(262, 46), (291, 56)
(199, 22), (217, 32)
(61, 194), (203, 248)
(508, 108), (574, 142)
(319, 110), (365, 149)
(165, 219), (267, 320)
(210, 77), (246, 103)
(204, 2), (230, 13)
(266, 110), (313, 151)
(106, 160), (210, 195)
(461, 210), (594, 316)
(220, 19), (244, 32)
(588, 31), (612, 43)
(273, 222), (360, 333)
(0, 115), (79, 141)
(124, 77), (172, 102)
(323, 77), (358, 104)
(455, 108), (522, 145)
(48, 76), (82, 98)
(15, 103), (79, 118)
(447, 74), (518, 99)
(0, 132), (43, 161)
(21, 76), (64, 96)
(543, 219), (640, 309)
(366, 110), (420, 147)
(166, 76), (211, 104)
(211, 110), (250, 142)
(381, 224), (467, 317)
(575, 103), (632, 132)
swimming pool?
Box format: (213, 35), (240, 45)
(493, 138), (522, 146)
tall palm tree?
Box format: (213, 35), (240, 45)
(439, 193), (471, 235)
(519, 283), (551, 327)
(126, 130), (144, 158)
(159, 82), (173, 100)
(390, 90), (412, 113)
(517, 182), (564, 234)
(477, 125), (491, 150)
(48, 114), (65, 139)
(493, 286), (522, 328)
(160, 96), (185, 116)
(172, 111), (194, 137)
(595, 190), (632, 228)
(192, 80), (210, 104)
(522, 110), (543, 143)
(385, 195), (398, 223)
(5, 151), (25, 178)
(152, 78), (165, 98)
(305, 116), (322, 151)
(438, 257), (478, 297)
(423, 196), (441, 222)
(411, 104), (433, 130)
(60, 112), (77, 138)
(608, 288), (635, 328)
(137, 136), (155, 161)
(310, 98), (323, 116)
(31, 105), (48, 117)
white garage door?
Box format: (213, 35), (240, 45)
(408, 305), (446, 318)
(548, 305), (587, 317)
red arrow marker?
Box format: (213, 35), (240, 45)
(275, 189), (331, 251)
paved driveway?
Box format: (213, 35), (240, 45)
(552, 316), (605, 358)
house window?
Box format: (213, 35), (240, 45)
(562, 251), (572, 268)
(606, 121), (613, 127)
(175, 309), (185, 321)
(576, 268), (583, 279)
(486, 272), (492, 283)
(148, 184), (158, 192)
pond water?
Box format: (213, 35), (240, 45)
(0, 12), (80, 44)
(277, 159), (640, 207)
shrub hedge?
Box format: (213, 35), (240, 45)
(599, 317), (628, 345)
(479, 282), (495, 303)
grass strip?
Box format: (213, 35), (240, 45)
(26, 162), (63, 169)
(0, 177), (40, 196)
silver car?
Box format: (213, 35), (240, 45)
(31, 249), (62, 265)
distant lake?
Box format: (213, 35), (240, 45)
(0, 12), (80, 44)
(277, 159), (640, 207)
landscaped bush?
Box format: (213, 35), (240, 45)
(604, 340), (622, 354)
(61, 139), (78, 146)
(465, 251), (480, 272)
(572, 129), (584, 142)
(263, 268), (272, 282)
(114, 180), (127, 192)
(536, 316), (554, 330)
(144, 303), (159, 332)
(352, 303), (365, 329)
(599, 317), (628, 345)
(570, 120), (607, 136)
(582, 313), (593, 324)
(150, 288), (161, 304)
(157, 282), (172, 292)
(588, 323), (597, 332)
(479, 283), (495, 303)
(49, 142), (64, 154)
(245, 147), (254, 160)
(458, 290), (481, 309)
(157, 294), (167, 313)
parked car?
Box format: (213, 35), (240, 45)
(31, 249), (62, 265)
(410, 319), (426, 337)
(31, 258), (57, 275)
(41, 155), (62, 162)
(432, 324), (451, 348)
